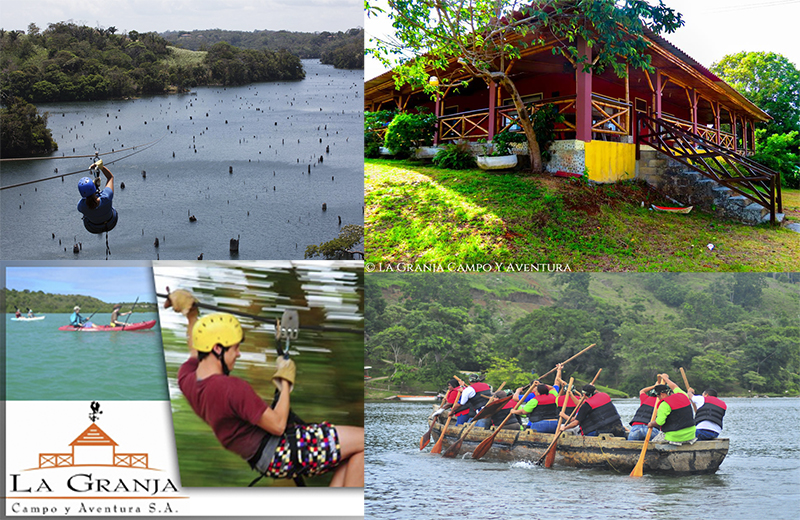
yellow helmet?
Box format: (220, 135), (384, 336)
(192, 313), (243, 352)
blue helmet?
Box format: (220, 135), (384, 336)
(78, 177), (97, 198)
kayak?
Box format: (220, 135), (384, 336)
(57, 320), (157, 332)
(11, 316), (46, 321)
(652, 204), (693, 214)
(428, 416), (728, 475)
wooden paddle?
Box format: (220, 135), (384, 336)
(544, 377), (574, 468)
(536, 368), (603, 466)
(121, 297), (139, 330)
(630, 377), (663, 477)
(431, 388), (461, 454)
(470, 383), (537, 460)
(536, 343), (596, 382)
(420, 412), (438, 451)
(440, 381), (506, 458)
(679, 367), (697, 413)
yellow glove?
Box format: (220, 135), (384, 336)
(93, 159), (103, 169)
(272, 357), (296, 392)
(165, 289), (197, 316)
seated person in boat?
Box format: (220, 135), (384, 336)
(627, 384), (662, 441)
(69, 306), (94, 328)
(555, 385), (582, 434)
(510, 383), (559, 433)
(647, 375), (696, 444)
(15, 308), (21, 318)
(27, 308), (34, 318)
(688, 387), (726, 441)
(109, 304), (132, 327)
(435, 378), (469, 424)
(77, 161), (118, 234)
(165, 290), (364, 487)
(449, 374), (492, 427)
(488, 390), (522, 430)
(561, 384), (627, 437)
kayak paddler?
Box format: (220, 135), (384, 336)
(69, 306), (95, 329)
(109, 303), (132, 327)
(77, 160), (118, 234)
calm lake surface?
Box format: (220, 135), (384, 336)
(5, 312), (167, 400)
(365, 399), (800, 520)
(0, 60), (364, 260)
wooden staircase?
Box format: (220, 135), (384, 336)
(637, 114), (783, 225)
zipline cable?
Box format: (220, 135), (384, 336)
(0, 134), (166, 162)
(0, 133), (168, 191)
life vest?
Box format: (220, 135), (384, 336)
(661, 393), (695, 433)
(446, 388), (469, 417)
(557, 394), (580, 417)
(526, 393), (558, 423)
(465, 382), (492, 417)
(630, 395), (658, 426)
(491, 398), (520, 428)
(694, 396), (726, 428)
(579, 392), (622, 435)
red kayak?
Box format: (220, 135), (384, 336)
(58, 320), (157, 332)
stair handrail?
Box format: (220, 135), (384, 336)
(637, 113), (781, 224)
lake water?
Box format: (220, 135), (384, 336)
(365, 399), (800, 519)
(5, 312), (167, 400)
(0, 60), (364, 260)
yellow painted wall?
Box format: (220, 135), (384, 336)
(585, 141), (636, 183)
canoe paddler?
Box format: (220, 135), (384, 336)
(109, 303), (132, 327)
(77, 160), (118, 234)
(69, 306), (95, 329)
(164, 289), (364, 487)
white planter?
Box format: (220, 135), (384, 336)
(477, 155), (518, 170)
(414, 146), (440, 159)
(379, 147), (394, 156)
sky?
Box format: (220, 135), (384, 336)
(365, 0), (800, 79)
(0, 0), (363, 34)
(6, 266), (157, 303)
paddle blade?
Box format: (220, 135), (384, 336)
(630, 435), (652, 477)
(430, 416), (451, 454)
(471, 433), (496, 460)
(543, 441), (557, 468)
(442, 437), (463, 458)
(420, 431), (431, 451)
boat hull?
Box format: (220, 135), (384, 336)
(57, 320), (157, 332)
(11, 316), (46, 321)
(429, 419), (728, 475)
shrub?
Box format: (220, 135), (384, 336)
(364, 109), (395, 158)
(384, 111), (437, 158)
(532, 103), (566, 163)
(751, 129), (800, 189)
(491, 129), (527, 156)
(432, 141), (476, 169)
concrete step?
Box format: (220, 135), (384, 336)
(712, 186), (732, 199)
(728, 195), (750, 207)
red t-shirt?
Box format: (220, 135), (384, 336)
(178, 358), (268, 461)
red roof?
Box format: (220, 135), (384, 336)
(69, 424), (118, 447)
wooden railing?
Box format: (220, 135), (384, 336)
(439, 108), (490, 141)
(39, 453), (73, 468)
(659, 114), (740, 152)
(638, 113), (781, 225)
(114, 453), (149, 468)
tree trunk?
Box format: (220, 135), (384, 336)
(500, 76), (543, 172)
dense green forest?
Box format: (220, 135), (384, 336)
(0, 96), (57, 156)
(0, 22), (305, 105)
(366, 273), (800, 397)
(4, 288), (156, 314)
(161, 28), (364, 69)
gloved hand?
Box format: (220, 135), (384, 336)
(272, 356), (296, 392)
(93, 159), (104, 169)
(165, 289), (198, 316)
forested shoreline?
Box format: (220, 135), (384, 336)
(161, 28), (364, 69)
(4, 288), (156, 314)
(365, 273), (800, 398)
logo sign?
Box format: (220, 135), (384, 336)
(6, 401), (186, 516)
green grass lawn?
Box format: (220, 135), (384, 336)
(365, 159), (799, 271)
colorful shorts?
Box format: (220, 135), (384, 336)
(262, 422), (341, 479)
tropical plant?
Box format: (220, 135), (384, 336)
(384, 111), (437, 157)
(432, 141), (476, 169)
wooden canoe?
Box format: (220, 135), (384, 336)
(428, 418), (728, 475)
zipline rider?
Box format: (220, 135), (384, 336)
(77, 160), (118, 234)
(165, 289), (364, 487)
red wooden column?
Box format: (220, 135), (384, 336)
(732, 112), (737, 152)
(488, 81), (497, 141)
(691, 89), (698, 134)
(655, 70), (662, 119)
(715, 102), (721, 145)
(743, 118), (748, 152)
(575, 38), (593, 142)
(433, 94), (441, 145)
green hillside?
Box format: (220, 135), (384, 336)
(366, 273), (800, 397)
(4, 288), (156, 314)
